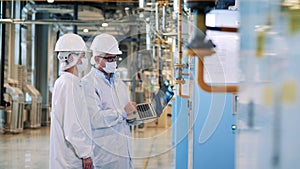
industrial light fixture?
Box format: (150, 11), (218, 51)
(83, 28), (89, 33)
(124, 7), (130, 16)
(47, 0), (54, 3)
(102, 23), (108, 27)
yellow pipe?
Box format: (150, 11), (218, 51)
(156, 38), (161, 86)
(169, 39), (174, 86)
(187, 49), (239, 93)
(176, 0), (190, 98)
(178, 0), (182, 65)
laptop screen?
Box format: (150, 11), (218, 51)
(151, 81), (174, 117)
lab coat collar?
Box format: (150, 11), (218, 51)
(60, 71), (81, 82)
(92, 67), (114, 84)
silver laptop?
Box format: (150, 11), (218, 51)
(126, 82), (174, 122)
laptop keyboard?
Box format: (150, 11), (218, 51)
(137, 104), (153, 119)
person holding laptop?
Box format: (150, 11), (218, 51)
(82, 33), (136, 169)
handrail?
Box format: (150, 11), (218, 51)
(186, 49), (239, 93)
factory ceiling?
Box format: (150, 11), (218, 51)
(24, 0), (146, 40)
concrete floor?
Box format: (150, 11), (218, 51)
(0, 119), (174, 169)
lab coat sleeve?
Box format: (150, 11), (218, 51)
(82, 82), (123, 129)
(62, 85), (93, 159)
(90, 108), (123, 129)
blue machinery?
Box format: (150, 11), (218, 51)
(172, 0), (238, 168)
(173, 44), (237, 168)
(173, 0), (300, 169)
(173, 69), (236, 169)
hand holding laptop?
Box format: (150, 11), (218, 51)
(124, 102), (137, 116)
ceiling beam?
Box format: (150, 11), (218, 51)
(31, 0), (139, 2)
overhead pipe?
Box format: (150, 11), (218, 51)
(0, 18), (141, 25)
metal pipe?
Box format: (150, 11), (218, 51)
(146, 18), (151, 50)
(0, 18), (141, 25)
(184, 1), (238, 93)
(10, 0), (14, 19)
(162, 4), (166, 32)
(194, 52), (239, 93)
(24, 84), (42, 128)
(178, 83), (190, 98)
(156, 38), (161, 87)
(168, 39), (174, 86)
(14, 1), (21, 65)
(0, 1), (6, 107)
(176, 0), (189, 98)
(73, 3), (78, 33)
(155, 2), (159, 32)
(139, 0), (145, 8)
(178, 0), (182, 66)
(21, 2), (36, 84)
(4, 83), (25, 133)
(31, 12), (36, 85)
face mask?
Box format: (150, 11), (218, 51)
(103, 61), (117, 73)
(77, 58), (88, 73)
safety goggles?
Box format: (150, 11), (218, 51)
(98, 55), (119, 62)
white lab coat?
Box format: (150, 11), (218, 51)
(82, 68), (133, 169)
(49, 72), (93, 169)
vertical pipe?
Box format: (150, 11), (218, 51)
(169, 39), (174, 86)
(10, 0), (14, 19)
(73, 3), (78, 34)
(155, 2), (159, 32)
(14, 1), (21, 65)
(156, 38), (161, 87)
(0, 1), (6, 107)
(8, 23), (15, 80)
(8, 1), (15, 80)
(162, 4), (166, 32)
(177, 0), (190, 98)
(195, 9), (206, 34)
(139, 0), (145, 8)
(31, 12), (35, 85)
(146, 19), (151, 50)
(178, 0), (182, 66)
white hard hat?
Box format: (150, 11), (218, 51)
(90, 33), (122, 65)
(55, 33), (87, 52)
